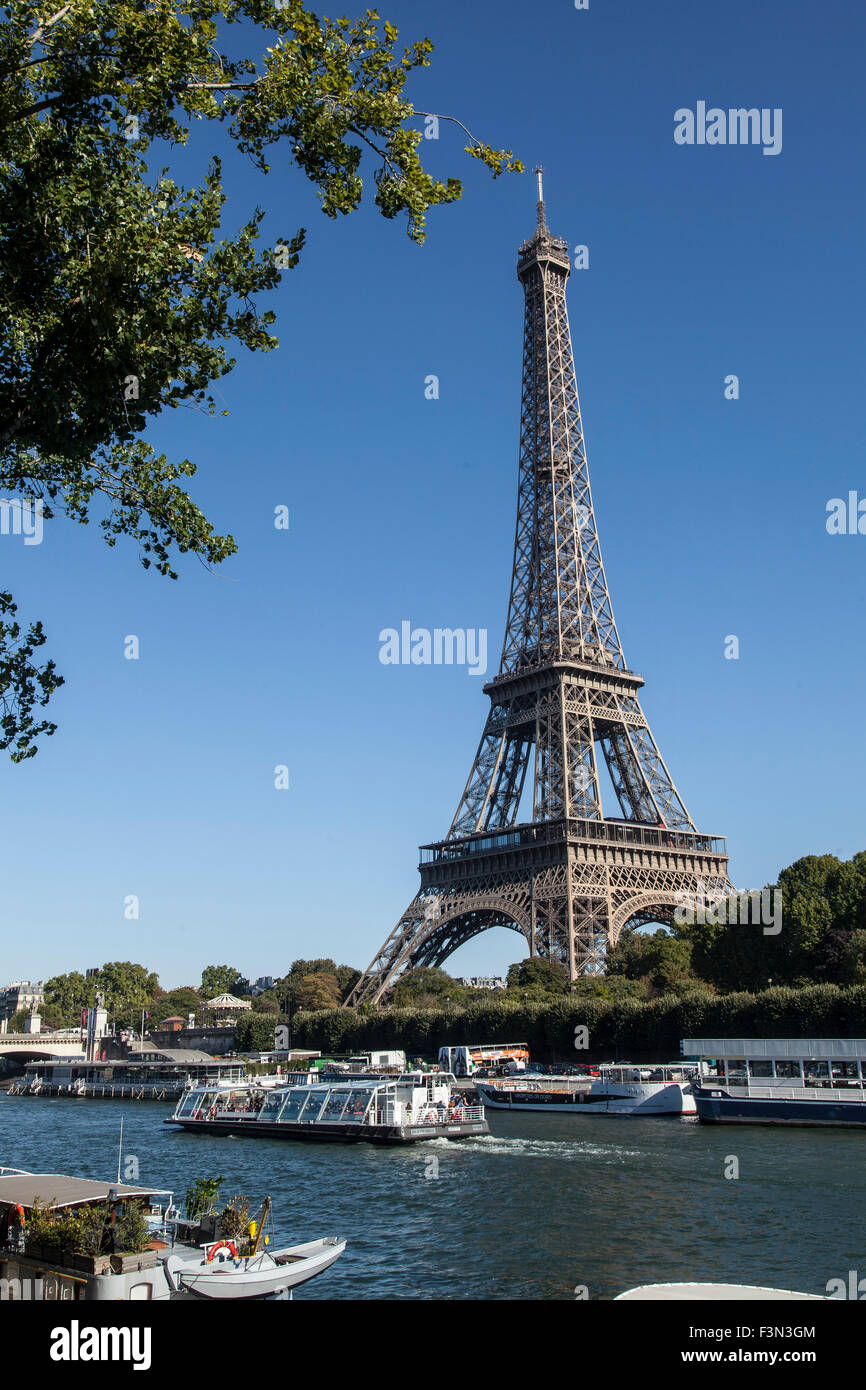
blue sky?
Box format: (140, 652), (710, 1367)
(3, 0), (865, 988)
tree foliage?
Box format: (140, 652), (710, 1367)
(295, 970), (341, 1010)
(277, 958), (359, 1010)
(290, 982), (866, 1062)
(234, 1010), (282, 1051)
(684, 854), (866, 992)
(606, 927), (702, 997)
(505, 957), (569, 997)
(43, 960), (157, 1027)
(43, 969), (91, 1025)
(152, 985), (201, 1022)
(201, 964), (244, 998)
(0, 0), (520, 758)
(391, 965), (460, 1008)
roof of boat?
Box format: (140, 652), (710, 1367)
(184, 1072), (451, 1092)
(0, 1173), (173, 1210)
(274, 1077), (422, 1090)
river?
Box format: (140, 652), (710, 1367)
(1, 1094), (860, 1299)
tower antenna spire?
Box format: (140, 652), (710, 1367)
(533, 165), (548, 232)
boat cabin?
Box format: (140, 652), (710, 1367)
(172, 1073), (471, 1130)
(682, 1038), (866, 1095)
(597, 1064), (693, 1084)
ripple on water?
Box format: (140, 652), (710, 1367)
(421, 1134), (642, 1160)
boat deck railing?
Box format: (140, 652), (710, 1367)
(480, 1078), (588, 1093)
(188, 1100), (486, 1127)
(375, 1104), (485, 1127)
(711, 1084), (866, 1102)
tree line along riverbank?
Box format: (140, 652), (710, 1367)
(274, 982), (866, 1064)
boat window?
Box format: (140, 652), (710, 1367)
(177, 1092), (200, 1117)
(747, 1060), (774, 1079)
(774, 1060), (801, 1079)
(280, 1088), (318, 1122)
(342, 1088), (373, 1121)
(804, 1060), (830, 1083)
(831, 1060), (860, 1082)
(725, 1059), (747, 1083)
(259, 1091), (287, 1121)
(320, 1089), (352, 1121)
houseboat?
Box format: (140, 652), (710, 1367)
(165, 1072), (488, 1144)
(685, 1037), (866, 1126)
(6, 1051), (246, 1100)
(475, 1063), (697, 1116)
(0, 1169), (344, 1300)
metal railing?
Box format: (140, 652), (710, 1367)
(718, 1085), (866, 1102)
(421, 818), (726, 863)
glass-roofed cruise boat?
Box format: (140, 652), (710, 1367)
(165, 1073), (488, 1145)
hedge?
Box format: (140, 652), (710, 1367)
(285, 984), (866, 1063)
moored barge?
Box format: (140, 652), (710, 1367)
(165, 1072), (488, 1144)
(686, 1037), (866, 1126)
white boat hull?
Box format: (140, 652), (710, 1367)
(616, 1282), (826, 1301)
(477, 1080), (696, 1116)
(165, 1237), (345, 1300)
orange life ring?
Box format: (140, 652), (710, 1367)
(206, 1240), (238, 1263)
(13, 1204), (25, 1224)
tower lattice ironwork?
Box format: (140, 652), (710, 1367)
(349, 176), (729, 1007)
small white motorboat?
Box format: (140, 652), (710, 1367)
(164, 1236), (346, 1300)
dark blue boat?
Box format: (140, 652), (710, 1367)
(695, 1085), (866, 1127)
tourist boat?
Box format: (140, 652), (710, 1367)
(684, 1037), (866, 1126)
(475, 1063), (697, 1116)
(165, 1072), (488, 1144)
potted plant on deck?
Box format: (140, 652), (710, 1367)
(109, 1200), (156, 1273)
(71, 1202), (112, 1275)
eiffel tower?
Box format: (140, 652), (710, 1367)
(349, 173), (729, 1007)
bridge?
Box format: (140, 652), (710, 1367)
(0, 1031), (85, 1062)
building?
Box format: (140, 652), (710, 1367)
(0, 981), (44, 1023)
(457, 977), (506, 991)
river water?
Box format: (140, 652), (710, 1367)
(1, 1094), (861, 1300)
